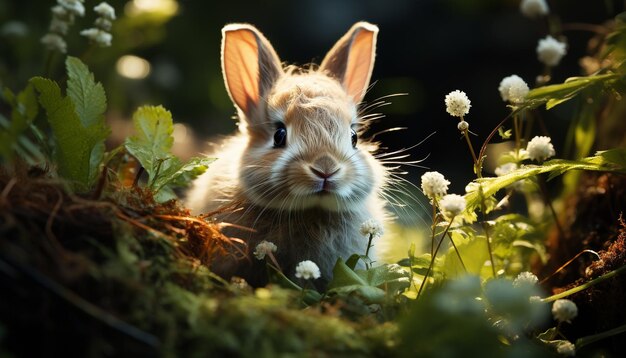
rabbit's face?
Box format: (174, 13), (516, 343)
(219, 22), (381, 212)
(240, 73), (382, 212)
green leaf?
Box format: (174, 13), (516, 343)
(464, 149), (626, 213)
(537, 327), (558, 341)
(125, 105), (174, 185)
(0, 84), (40, 162)
(30, 76), (110, 191)
(66, 56), (107, 128)
(525, 73), (620, 110)
(327, 259), (410, 303)
(497, 126), (512, 140)
(152, 156), (215, 192)
(442, 234), (489, 278)
(125, 105), (214, 199)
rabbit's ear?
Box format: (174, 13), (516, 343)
(320, 22), (378, 104)
(221, 24), (282, 117)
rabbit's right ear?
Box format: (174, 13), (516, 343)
(221, 24), (283, 118)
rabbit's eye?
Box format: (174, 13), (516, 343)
(274, 126), (287, 148)
(351, 129), (358, 148)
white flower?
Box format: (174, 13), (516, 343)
(552, 299), (578, 323)
(95, 18), (113, 31)
(49, 17), (69, 35)
(498, 74), (529, 103)
(58, 0), (86, 17)
(495, 162), (518, 176)
(556, 341), (576, 356)
(80, 28), (112, 47)
(520, 0), (549, 18)
(439, 194), (466, 218)
(51, 5), (68, 17)
(360, 219), (384, 238)
(445, 90), (471, 118)
(41, 33), (67, 53)
(253, 240), (277, 260)
(513, 271), (539, 288)
(420, 171), (450, 200)
(94, 2), (116, 20)
(295, 260), (321, 280)
(457, 120), (469, 132)
(537, 35), (567, 67)
(526, 136), (556, 161)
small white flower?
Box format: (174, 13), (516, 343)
(513, 271), (539, 288)
(421, 171), (450, 200)
(537, 35), (567, 67)
(49, 17), (69, 35)
(526, 136), (556, 161)
(556, 341), (576, 356)
(520, 0), (549, 18)
(495, 162), (518, 177)
(41, 33), (67, 53)
(439, 194), (466, 218)
(552, 299), (578, 323)
(457, 120), (469, 132)
(94, 2), (116, 20)
(498, 75), (529, 103)
(360, 219), (384, 238)
(51, 5), (68, 17)
(445, 90), (471, 118)
(95, 18), (113, 31)
(80, 28), (112, 47)
(59, 0), (86, 17)
(295, 260), (321, 280)
(253, 240), (277, 260)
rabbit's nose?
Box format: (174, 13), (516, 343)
(310, 155), (340, 179)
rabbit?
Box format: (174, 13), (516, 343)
(186, 21), (391, 288)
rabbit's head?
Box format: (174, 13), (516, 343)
(221, 22), (385, 212)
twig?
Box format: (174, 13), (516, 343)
(539, 249), (601, 285)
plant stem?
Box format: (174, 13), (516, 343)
(417, 219), (455, 299)
(463, 130), (481, 178)
(478, 185), (497, 277)
(365, 233), (374, 270)
(430, 202), (437, 257)
(576, 322), (626, 349)
(542, 263), (626, 302)
(537, 175), (566, 244)
(43, 50), (56, 78)
(446, 232), (467, 272)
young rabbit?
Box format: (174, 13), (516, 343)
(186, 22), (389, 287)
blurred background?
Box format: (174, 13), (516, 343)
(0, 0), (621, 229)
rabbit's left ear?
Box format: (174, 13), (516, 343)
(320, 22), (378, 104)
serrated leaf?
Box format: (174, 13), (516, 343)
(125, 105), (174, 186)
(30, 77), (110, 192)
(327, 259), (409, 303)
(464, 149), (626, 213)
(66, 56), (107, 128)
(526, 73), (619, 110)
(0, 84), (40, 162)
(152, 156), (215, 192)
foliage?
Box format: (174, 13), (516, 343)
(2, 3), (626, 358)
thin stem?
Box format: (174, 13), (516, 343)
(463, 130), (480, 178)
(43, 50), (56, 78)
(541, 263), (626, 302)
(513, 114), (521, 151)
(478, 184), (497, 278)
(539, 249), (600, 285)
(538, 175), (566, 243)
(417, 219), (455, 299)
(430, 201), (437, 257)
(576, 322), (626, 349)
(365, 233), (374, 270)
(446, 232), (467, 272)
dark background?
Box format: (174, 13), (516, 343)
(1, 0), (621, 223)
